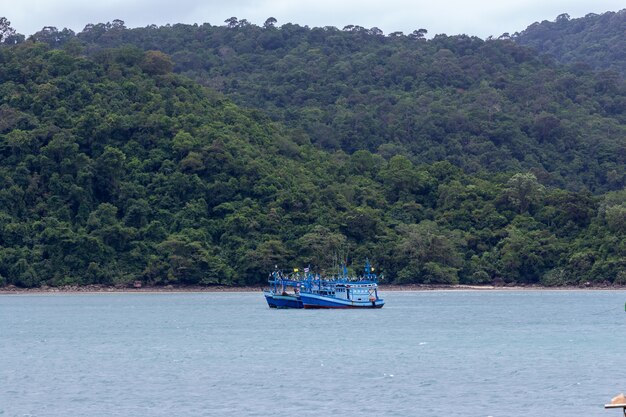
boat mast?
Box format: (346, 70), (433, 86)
(364, 258), (371, 281)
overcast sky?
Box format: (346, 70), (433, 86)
(4, 0), (624, 39)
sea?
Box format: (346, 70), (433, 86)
(1, 290), (625, 417)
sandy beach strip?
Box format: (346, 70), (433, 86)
(1, 283), (625, 294)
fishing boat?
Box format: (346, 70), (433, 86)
(299, 260), (384, 309)
(263, 270), (303, 309)
(264, 290), (303, 309)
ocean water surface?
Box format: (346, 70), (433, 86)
(1, 290), (625, 417)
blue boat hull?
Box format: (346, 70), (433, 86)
(264, 291), (303, 309)
(299, 293), (384, 309)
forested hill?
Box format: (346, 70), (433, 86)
(25, 19), (626, 193)
(513, 10), (626, 77)
(0, 41), (625, 289)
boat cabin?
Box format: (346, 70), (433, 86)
(334, 283), (378, 302)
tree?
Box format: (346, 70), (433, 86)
(140, 50), (174, 75)
(555, 13), (570, 22)
(94, 146), (126, 200)
(393, 221), (464, 284)
(532, 113), (562, 142)
(379, 155), (432, 201)
(111, 19), (126, 29)
(496, 228), (560, 284)
(0, 17), (16, 43)
(298, 226), (347, 272)
(605, 203), (626, 234)
(408, 28), (427, 39)
(341, 207), (381, 243)
(243, 240), (292, 281)
(503, 173), (545, 214)
(225, 17), (238, 28)
(156, 234), (218, 284)
(30, 26), (75, 47)
(263, 17), (277, 29)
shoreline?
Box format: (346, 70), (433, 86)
(2, 283), (626, 295)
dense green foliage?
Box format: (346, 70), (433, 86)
(514, 10), (626, 77)
(0, 19), (624, 288)
(24, 19), (626, 192)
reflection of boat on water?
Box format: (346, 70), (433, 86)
(299, 260), (384, 309)
(264, 270), (303, 309)
(263, 260), (384, 309)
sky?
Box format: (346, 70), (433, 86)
(3, 0), (625, 39)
